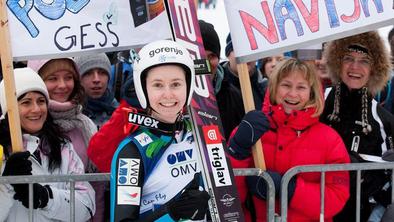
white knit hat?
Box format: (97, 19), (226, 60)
(0, 67), (49, 120)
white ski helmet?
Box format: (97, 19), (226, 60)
(133, 40), (195, 109)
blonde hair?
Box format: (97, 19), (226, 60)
(268, 58), (324, 117)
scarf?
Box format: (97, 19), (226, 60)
(84, 89), (116, 119)
(49, 100), (96, 147)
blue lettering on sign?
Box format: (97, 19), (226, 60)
(167, 149), (193, 165)
(6, 0), (90, 38)
(273, 0), (304, 41)
(324, 0), (340, 28)
(360, 0), (383, 17)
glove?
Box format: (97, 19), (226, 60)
(349, 151), (365, 163)
(382, 150), (394, 162)
(14, 183), (52, 209)
(228, 110), (270, 160)
(246, 171), (296, 201)
(2, 151), (32, 176)
(2, 151), (33, 197)
(167, 174), (210, 220)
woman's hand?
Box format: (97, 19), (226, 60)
(228, 110), (270, 159)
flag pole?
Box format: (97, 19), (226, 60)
(0, 0), (23, 152)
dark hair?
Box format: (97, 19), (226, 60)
(69, 79), (85, 105)
(0, 93), (69, 171)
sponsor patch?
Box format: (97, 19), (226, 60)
(203, 125), (231, 187)
(220, 194), (235, 207)
(134, 132), (153, 147)
(118, 158), (140, 186)
(128, 113), (159, 129)
(203, 125), (222, 144)
(117, 186), (141, 205)
(207, 143), (232, 187)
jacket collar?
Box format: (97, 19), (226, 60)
(23, 134), (40, 154)
(267, 104), (319, 131)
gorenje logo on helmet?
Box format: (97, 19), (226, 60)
(148, 46), (183, 58)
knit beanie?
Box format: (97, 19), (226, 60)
(0, 67), (49, 119)
(28, 58), (79, 81)
(225, 33), (233, 57)
(198, 20), (221, 58)
(73, 53), (111, 77)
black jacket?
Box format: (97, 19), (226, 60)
(321, 83), (394, 222)
(221, 61), (266, 111)
(214, 64), (245, 140)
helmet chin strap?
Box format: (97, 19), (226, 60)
(147, 107), (185, 131)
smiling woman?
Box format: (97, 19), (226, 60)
(92, 40), (211, 222)
(18, 92), (48, 134)
(0, 68), (95, 222)
(226, 58), (350, 221)
(321, 31), (393, 222)
(146, 65), (187, 123)
(27, 57), (102, 220)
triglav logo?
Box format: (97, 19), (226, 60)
(207, 129), (217, 141)
(203, 125), (221, 144)
(202, 125), (232, 187)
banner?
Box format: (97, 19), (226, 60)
(224, 0), (394, 63)
(7, 0), (172, 60)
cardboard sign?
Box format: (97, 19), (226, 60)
(224, 0), (394, 63)
(7, 0), (172, 60)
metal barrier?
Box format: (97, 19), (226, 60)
(279, 162), (394, 222)
(0, 170), (274, 222)
(1, 162), (394, 222)
(0, 173), (109, 222)
(234, 168), (277, 222)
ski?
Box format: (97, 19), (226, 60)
(164, 0), (245, 221)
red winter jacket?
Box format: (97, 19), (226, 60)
(229, 104), (350, 222)
(87, 100), (139, 172)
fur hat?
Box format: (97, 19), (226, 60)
(73, 53), (111, 77)
(0, 68), (49, 120)
(198, 20), (221, 58)
(27, 58), (79, 81)
(324, 31), (392, 95)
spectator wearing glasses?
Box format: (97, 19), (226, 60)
(321, 31), (394, 222)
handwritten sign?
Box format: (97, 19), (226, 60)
(7, 0), (172, 60)
(224, 0), (394, 63)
